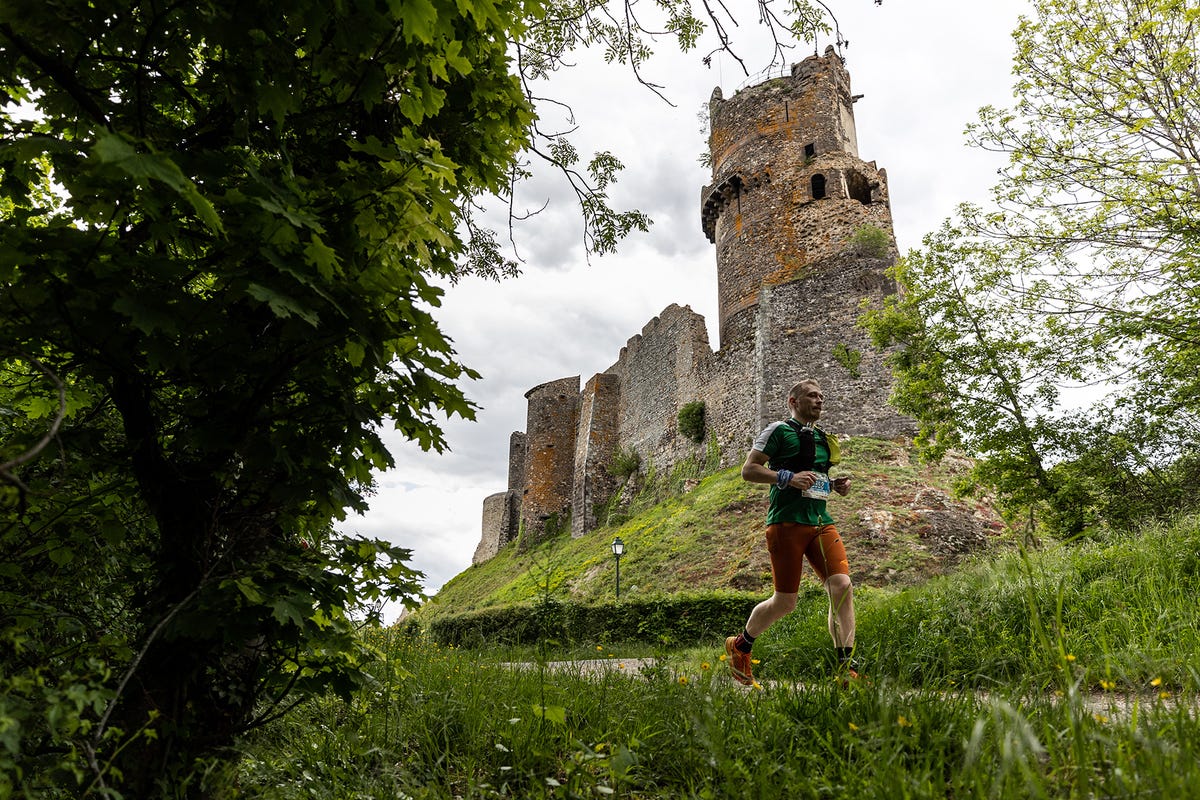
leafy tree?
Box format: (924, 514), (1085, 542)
(865, 0), (1200, 536)
(0, 0), (533, 793)
(0, 0), (846, 795)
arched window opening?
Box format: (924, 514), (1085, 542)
(810, 173), (826, 200)
(846, 170), (872, 205)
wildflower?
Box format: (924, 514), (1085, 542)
(1065, 654), (1076, 662)
(608, 653), (615, 658)
(751, 680), (763, 690)
(701, 662), (711, 671)
(751, 658), (761, 665)
(1151, 677), (1163, 687)
(678, 675), (689, 686)
(618, 663), (625, 669)
(1159, 690), (1171, 700)
(719, 653), (728, 662)
(597, 645), (604, 652)
(1100, 680), (1115, 691)
(1093, 713), (1109, 723)
(848, 722), (859, 731)
(897, 716), (912, 728)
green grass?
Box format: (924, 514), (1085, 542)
(419, 437), (997, 619)
(237, 516), (1200, 799)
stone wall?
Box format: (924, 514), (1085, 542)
(520, 376), (580, 547)
(603, 304), (715, 471)
(571, 372), (621, 537)
(754, 255), (912, 439)
(473, 492), (509, 563)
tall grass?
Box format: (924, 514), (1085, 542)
(752, 516), (1200, 692)
(237, 517), (1200, 798)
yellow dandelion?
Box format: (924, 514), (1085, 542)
(618, 663), (625, 669)
(596, 645), (604, 651)
(719, 654), (728, 662)
(1093, 713), (1109, 723)
(608, 653), (614, 658)
(1159, 691), (1172, 700)
(1151, 677), (1163, 687)
(701, 662), (711, 671)
(751, 680), (763, 690)
(1065, 654), (1076, 662)
(1100, 680), (1115, 691)
(848, 722), (859, 731)
(678, 675), (689, 686)
(897, 716), (912, 728)
(751, 658), (761, 665)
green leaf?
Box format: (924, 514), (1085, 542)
(271, 596), (310, 628)
(530, 704), (567, 726)
(303, 233), (340, 280)
(233, 578), (264, 604)
(245, 283), (320, 326)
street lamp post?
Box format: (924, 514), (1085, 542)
(610, 537), (625, 600)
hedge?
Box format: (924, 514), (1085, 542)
(413, 591), (766, 648)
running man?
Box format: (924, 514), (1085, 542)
(725, 379), (858, 686)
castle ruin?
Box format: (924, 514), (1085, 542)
(472, 47), (915, 564)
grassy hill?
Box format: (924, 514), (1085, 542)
(419, 438), (1011, 618)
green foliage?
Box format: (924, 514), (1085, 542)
(860, 233), (1099, 532)
(240, 515), (1200, 799)
(849, 223), (890, 258)
(0, 0), (533, 791)
(864, 0), (1200, 538)
(606, 446), (642, 480)
(751, 515), (1200, 690)
(831, 342), (863, 378)
(422, 591), (761, 647)
(677, 400), (706, 443)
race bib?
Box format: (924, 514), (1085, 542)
(802, 472), (831, 499)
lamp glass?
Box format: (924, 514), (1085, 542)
(611, 537), (624, 556)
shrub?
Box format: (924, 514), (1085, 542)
(849, 224), (890, 258)
(421, 591), (761, 647)
(607, 446), (642, 480)
(677, 401), (706, 444)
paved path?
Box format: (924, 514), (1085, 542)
(502, 658), (1191, 719)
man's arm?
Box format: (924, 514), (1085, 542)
(741, 449), (776, 484)
(742, 449), (822, 491)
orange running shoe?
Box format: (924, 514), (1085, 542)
(724, 636), (754, 686)
(837, 662), (867, 688)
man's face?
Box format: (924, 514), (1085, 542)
(790, 386), (824, 422)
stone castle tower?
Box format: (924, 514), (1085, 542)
(472, 47), (914, 564)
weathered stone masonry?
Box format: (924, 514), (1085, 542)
(472, 47), (916, 562)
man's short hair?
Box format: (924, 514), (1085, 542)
(788, 379), (822, 399)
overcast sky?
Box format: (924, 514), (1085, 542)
(338, 0), (1033, 613)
